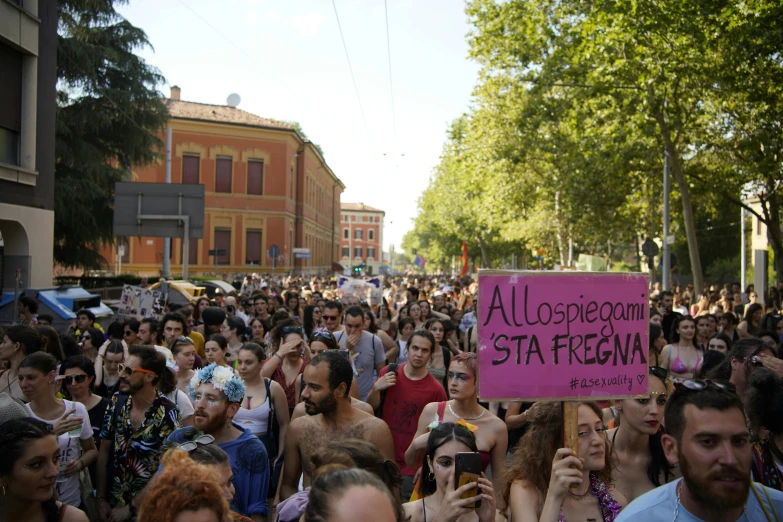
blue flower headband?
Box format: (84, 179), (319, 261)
(188, 363), (246, 404)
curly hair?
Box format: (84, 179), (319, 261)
(138, 449), (229, 522)
(502, 401), (612, 507)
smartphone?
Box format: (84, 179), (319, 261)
(454, 452), (481, 509)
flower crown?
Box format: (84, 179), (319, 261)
(188, 363), (246, 403)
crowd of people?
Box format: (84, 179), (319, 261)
(1, 273), (783, 522)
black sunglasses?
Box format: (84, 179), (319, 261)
(281, 326), (305, 336)
(649, 366), (670, 381)
(80, 335), (90, 341)
(322, 314), (339, 320)
(178, 434), (216, 453)
(678, 379), (737, 393)
(62, 375), (89, 385)
(311, 332), (335, 343)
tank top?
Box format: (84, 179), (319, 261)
(233, 381), (272, 436)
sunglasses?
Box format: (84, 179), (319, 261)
(175, 335), (194, 345)
(123, 331), (134, 337)
(80, 336), (91, 341)
(311, 332), (335, 343)
(281, 326), (305, 335)
(322, 315), (339, 321)
(61, 374), (89, 385)
(678, 379), (737, 393)
(649, 366), (670, 381)
(118, 364), (156, 378)
(178, 434), (216, 453)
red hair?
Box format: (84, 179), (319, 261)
(451, 351), (477, 376)
(138, 449), (230, 522)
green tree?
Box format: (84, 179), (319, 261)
(55, 0), (169, 269)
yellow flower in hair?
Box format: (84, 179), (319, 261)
(456, 418), (478, 433)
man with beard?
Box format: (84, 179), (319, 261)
(279, 350), (394, 501)
(616, 380), (783, 521)
(165, 363), (269, 522)
(367, 329), (446, 501)
(659, 290), (681, 344)
(95, 345), (180, 522)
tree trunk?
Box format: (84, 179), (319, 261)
(478, 236), (490, 268)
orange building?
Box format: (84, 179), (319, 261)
(101, 87), (344, 277)
(340, 203), (385, 276)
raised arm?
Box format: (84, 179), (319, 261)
(404, 402), (437, 469)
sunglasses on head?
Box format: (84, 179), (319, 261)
(61, 374), (89, 385)
(281, 326), (305, 335)
(175, 335), (194, 344)
(178, 434), (216, 453)
(118, 364), (156, 378)
(649, 366), (670, 381)
(678, 379), (737, 394)
(311, 332), (335, 343)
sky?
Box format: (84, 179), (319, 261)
(117, 0), (480, 256)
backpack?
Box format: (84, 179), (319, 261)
(374, 363), (399, 418)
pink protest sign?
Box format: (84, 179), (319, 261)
(477, 270), (649, 401)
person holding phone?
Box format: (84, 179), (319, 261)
(262, 320), (310, 416)
(403, 422), (496, 522)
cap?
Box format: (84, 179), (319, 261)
(0, 393), (30, 426)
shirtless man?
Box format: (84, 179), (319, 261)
(280, 350), (394, 500)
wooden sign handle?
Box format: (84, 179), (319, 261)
(563, 401), (579, 490)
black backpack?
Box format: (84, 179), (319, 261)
(374, 363), (399, 418)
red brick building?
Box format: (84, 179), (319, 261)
(340, 203), (384, 275)
(101, 87), (344, 276)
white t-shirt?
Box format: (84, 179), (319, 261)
(25, 399), (92, 507)
(166, 389), (195, 420)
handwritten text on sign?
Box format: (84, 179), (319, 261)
(477, 271), (649, 401)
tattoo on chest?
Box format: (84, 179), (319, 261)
(300, 422), (368, 475)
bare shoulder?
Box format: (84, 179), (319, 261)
(289, 413), (315, 434)
(60, 504), (89, 522)
(610, 484), (628, 508)
(351, 398), (374, 415)
(291, 401), (307, 422)
(403, 500), (424, 522)
(509, 480), (543, 519)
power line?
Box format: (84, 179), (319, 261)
(331, 0), (370, 133)
(384, 0), (397, 140)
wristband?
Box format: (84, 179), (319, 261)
(274, 352), (283, 360)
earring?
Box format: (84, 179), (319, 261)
(428, 472), (435, 481)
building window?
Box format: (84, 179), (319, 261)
(344, 215), (348, 222)
(354, 247), (362, 258)
(342, 247), (349, 258)
(368, 230), (374, 241)
(290, 167), (294, 198)
(369, 216), (374, 223)
(0, 42), (23, 165)
(247, 160), (264, 195)
(355, 229), (363, 240)
(343, 228), (349, 239)
(182, 154), (200, 184)
(246, 230), (262, 265)
(118, 238), (130, 264)
(179, 238), (198, 265)
(368, 247), (375, 259)
(214, 229), (231, 264)
(215, 156), (232, 193)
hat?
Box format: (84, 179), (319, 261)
(0, 393), (30, 426)
(202, 306), (227, 327)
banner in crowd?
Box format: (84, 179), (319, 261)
(118, 285), (166, 318)
(477, 270), (649, 401)
(335, 275), (383, 306)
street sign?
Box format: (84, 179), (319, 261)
(268, 245), (280, 258)
(208, 249), (227, 256)
(113, 182), (204, 238)
(292, 248), (311, 254)
(118, 245), (126, 256)
(641, 238), (659, 257)
(295, 253), (312, 259)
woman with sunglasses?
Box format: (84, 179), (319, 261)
(78, 327), (103, 362)
(0, 417), (90, 522)
(262, 320), (310, 415)
(707, 338), (776, 400)
(606, 367), (676, 503)
(20, 352), (98, 511)
(93, 339), (125, 399)
(171, 336), (197, 395)
(1, 324), (43, 400)
(659, 315), (704, 382)
(59, 355), (110, 485)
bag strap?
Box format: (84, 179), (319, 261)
(263, 378), (275, 435)
(751, 482), (781, 522)
(375, 364), (399, 418)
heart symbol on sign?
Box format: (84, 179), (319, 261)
(637, 375), (645, 385)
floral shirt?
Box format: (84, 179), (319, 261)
(99, 391), (180, 507)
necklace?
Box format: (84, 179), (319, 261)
(566, 487), (592, 502)
(673, 480), (749, 522)
(448, 400), (486, 421)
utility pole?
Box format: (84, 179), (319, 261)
(741, 206), (746, 291)
(662, 151), (671, 291)
(162, 126), (172, 278)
